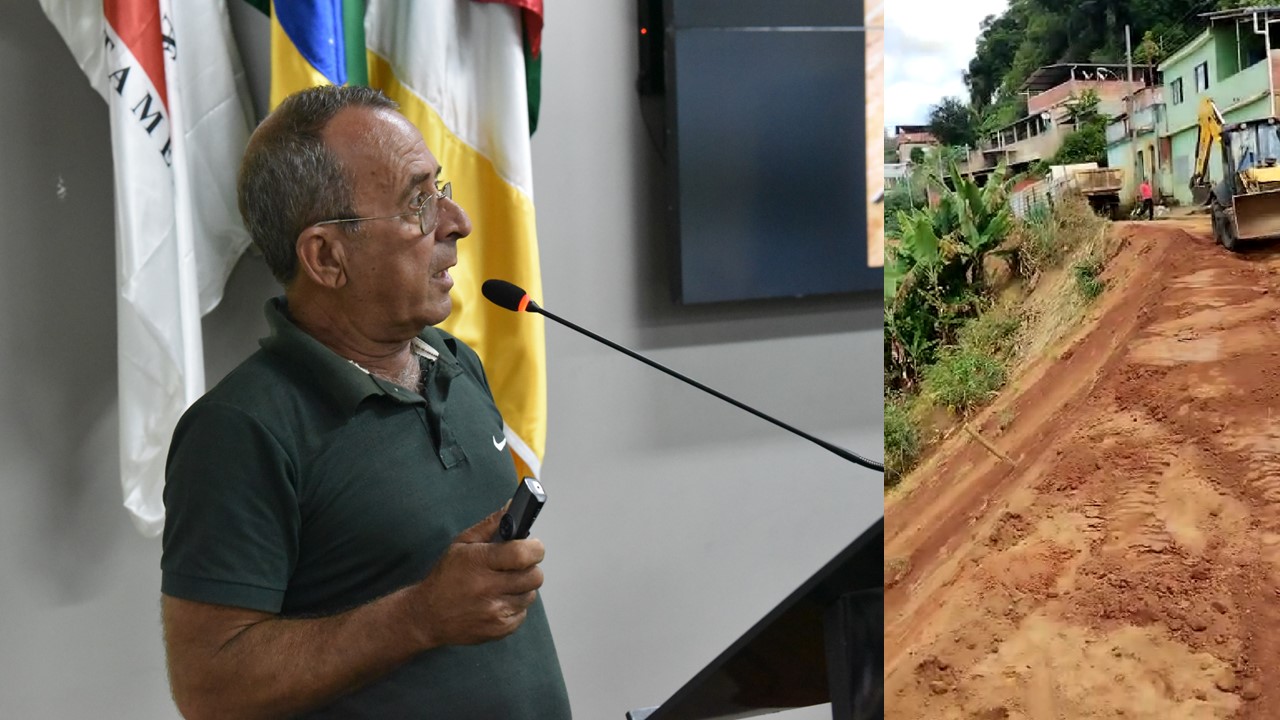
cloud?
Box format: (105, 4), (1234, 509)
(886, 26), (951, 59)
(885, 0), (1009, 129)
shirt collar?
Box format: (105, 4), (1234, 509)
(258, 297), (455, 415)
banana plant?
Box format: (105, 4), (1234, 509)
(944, 157), (1013, 285)
(884, 207), (941, 301)
(884, 158), (1013, 391)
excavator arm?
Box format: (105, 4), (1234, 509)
(1197, 101), (1280, 246)
(1190, 97), (1224, 192)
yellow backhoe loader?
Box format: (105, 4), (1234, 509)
(1192, 97), (1280, 251)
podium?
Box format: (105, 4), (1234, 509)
(627, 518), (883, 720)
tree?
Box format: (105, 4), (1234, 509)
(943, 0), (1267, 179)
(910, 146), (926, 165)
(884, 158), (1014, 389)
(1050, 119), (1108, 165)
(966, 8), (1028, 110)
(955, 0), (1229, 130)
(885, 132), (900, 163)
(978, 95), (1028, 137)
(925, 145), (970, 171)
(1061, 89), (1102, 127)
(884, 180), (926, 239)
(1220, 0), (1277, 9)
(1133, 30), (1163, 65)
(928, 97), (979, 149)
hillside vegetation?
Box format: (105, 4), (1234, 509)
(884, 159), (1111, 485)
(931, 0), (1270, 146)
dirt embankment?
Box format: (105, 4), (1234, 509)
(886, 218), (1280, 719)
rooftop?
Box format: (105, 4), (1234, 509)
(897, 132), (936, 144)
(1021, 63), (1155, 93)
(1200, 6), (1280, 22)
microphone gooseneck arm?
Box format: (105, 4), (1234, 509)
(529, 304), (883, 473)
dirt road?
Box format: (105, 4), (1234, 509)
(886, 219), (1280, 719)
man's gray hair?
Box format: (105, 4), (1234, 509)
(237, 85), (398, 285)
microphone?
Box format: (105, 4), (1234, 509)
(481, 279), (883, 473)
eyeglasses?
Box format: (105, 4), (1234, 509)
(314, 182), (453, 236)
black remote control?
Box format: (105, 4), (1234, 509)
(491, 477), (546, 542)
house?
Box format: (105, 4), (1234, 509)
(893, 125), (937, 163)
(1105, 85), (1165, 203)
(1146, 6), (1280, 206)
(1024, 63), (1144, 122)
(962, 63), (1152, 182)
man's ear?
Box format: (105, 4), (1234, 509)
(295, 226), (348, 289)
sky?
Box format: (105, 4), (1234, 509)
(885, 0), (1010, 131)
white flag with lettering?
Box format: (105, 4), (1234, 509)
(39, 0), (254, 537)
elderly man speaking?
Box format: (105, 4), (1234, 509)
(157, 85), (571, 719)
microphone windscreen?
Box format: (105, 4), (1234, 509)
(482, 279), (530, 312)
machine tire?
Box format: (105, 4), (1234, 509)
(1212, 200), (1241, 252)
(1223, 209), (1242, 253)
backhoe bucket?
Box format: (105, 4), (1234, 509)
(1233, 190), (1280, 240)
(1191, 185), (1211, 206)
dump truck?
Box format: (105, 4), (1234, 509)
(1048, 163), (1123, 218)
(1072, 166), (1124, 219)
(1192, 97), (1280, 251)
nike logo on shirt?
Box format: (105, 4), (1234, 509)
(493, 435), (508, 452)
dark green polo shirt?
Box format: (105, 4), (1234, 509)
(161, 298), (571, 719)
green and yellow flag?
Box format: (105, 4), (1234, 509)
(257, 0), (548, 480)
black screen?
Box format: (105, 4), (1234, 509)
(666, 0), (872, 304)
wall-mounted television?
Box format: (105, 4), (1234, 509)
(650, 0), (872, 305)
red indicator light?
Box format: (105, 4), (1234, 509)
(640, 27), (648, 35)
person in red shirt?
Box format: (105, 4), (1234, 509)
(1139, 179), (1154, 220)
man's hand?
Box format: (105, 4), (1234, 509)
(410, 508), (546, 649)
(162, 506), (548, 720)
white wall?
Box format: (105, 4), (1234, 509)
(0, 2), (882, 718)
(0, 3), (176, 717)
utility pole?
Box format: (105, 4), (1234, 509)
(1126, 24), (1139, 192)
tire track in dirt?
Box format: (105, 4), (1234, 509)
(886, 219), (1280, 719)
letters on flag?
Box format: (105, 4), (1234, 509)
(40, 0), (253, 536)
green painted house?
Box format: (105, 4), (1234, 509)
(1109, 7), (1280, 206)
(1105, 86), (1163, 204)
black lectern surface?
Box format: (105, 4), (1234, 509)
(635, 517), (883, 720)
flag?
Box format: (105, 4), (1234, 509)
(266, 0), (368, 107)
(39, 0), (254, 536)
(263, 0), (548, 481)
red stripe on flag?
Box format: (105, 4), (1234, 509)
(103, 0), (168, 108)
(475, 0), (543, 57)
